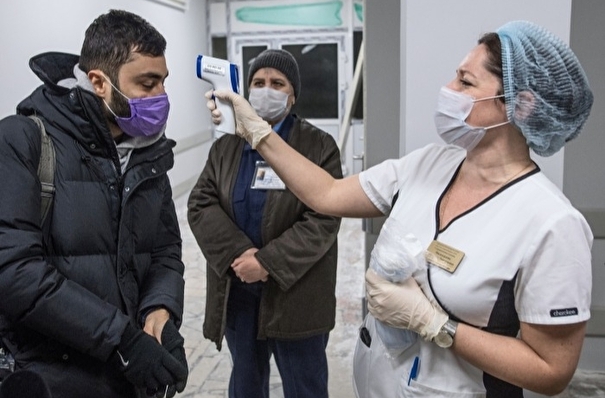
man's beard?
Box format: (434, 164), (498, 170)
(104, 86), (131, 126)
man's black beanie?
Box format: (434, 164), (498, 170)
(247, 49), (301, 99)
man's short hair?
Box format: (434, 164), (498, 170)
(79, 9), (166, 83)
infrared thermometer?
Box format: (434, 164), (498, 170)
(196, 55), (240, 136)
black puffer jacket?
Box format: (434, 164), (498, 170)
(0, 53), (184, 394)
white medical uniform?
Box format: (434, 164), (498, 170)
(352, 144), (593, 397)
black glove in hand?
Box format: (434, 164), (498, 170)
(114, 324), (188, 397)
(160, 320), (188, 398)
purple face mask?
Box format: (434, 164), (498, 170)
(103, 76), (170, 137)
(115, 94), (170, 137)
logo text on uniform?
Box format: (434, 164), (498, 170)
(550, 308), (578, 317)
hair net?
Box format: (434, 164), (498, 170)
(496, 20), (593, 156)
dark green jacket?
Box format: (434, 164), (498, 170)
(187, 117), (342, 350)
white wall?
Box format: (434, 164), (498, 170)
(566, 0), (605, 211)
(566, 0), (605, 378)
(0, 0), (213, 198)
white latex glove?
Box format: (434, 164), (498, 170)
(206, 90), (273, 149)
(204, 90), (223, 126)
(365, 268), (448, 342)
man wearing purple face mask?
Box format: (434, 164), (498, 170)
(0, 9), (187, 398)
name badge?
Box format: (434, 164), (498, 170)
(425, 240), (465, 273)
(251, 161), (286, 190)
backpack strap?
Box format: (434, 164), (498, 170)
(28, 115), (56, 224)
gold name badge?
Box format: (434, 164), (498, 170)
(425, 240), (465, 273)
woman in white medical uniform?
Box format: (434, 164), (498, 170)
(207, 20), (594, 398)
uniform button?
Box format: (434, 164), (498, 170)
(90, 143), (96, 149)
(151, 168), (157, 174)
(62, 354), (69, 360)
(124, 186), (130, 192)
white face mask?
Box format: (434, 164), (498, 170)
(434, 86), (508, 151)
(248, 87), (290, 122)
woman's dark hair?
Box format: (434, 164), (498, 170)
(79, 9), (166, 83)
(478, 32), (505, 102)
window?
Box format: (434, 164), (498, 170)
(353, 30), (364, 120)
(211, 37), (227, 60)
(241, 46), (269, 98)
(282, 43), (339, 119)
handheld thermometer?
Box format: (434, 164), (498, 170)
(196, 55), (240, 136)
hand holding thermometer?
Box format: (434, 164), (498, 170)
(196, 55), (240, 136)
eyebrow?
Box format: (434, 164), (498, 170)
(137, 71), (169, 80)
(252, 77), (286, 83)
(457, 68), (477, 80)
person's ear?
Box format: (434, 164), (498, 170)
(88, 69), (109, 98)
(514, 90), (535, 122)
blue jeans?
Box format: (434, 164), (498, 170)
(225, 279), (329, 398)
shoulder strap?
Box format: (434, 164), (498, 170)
(28, 115), (56, 224)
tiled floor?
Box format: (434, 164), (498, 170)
(175, 196), (366, 398)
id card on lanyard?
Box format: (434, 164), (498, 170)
(251, 161), (286, 190)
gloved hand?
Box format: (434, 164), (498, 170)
(205, 90), (223, 126)
(365, 269), (448, 341)
(206, 90), (273, 149)
(160, 320), (188, 398)
(113, 324), (188, 397)
(0, 369), (51, 398)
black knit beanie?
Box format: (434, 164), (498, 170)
(247, 49), (301, 99)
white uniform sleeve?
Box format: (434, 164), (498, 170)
(358, 158), (408, 215)
(359, 144), (463, 215)
(516, 209), (593, 325)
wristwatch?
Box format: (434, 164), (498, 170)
(433, 319), (458, 348)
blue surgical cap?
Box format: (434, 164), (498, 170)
(497, 21), (593, 157)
